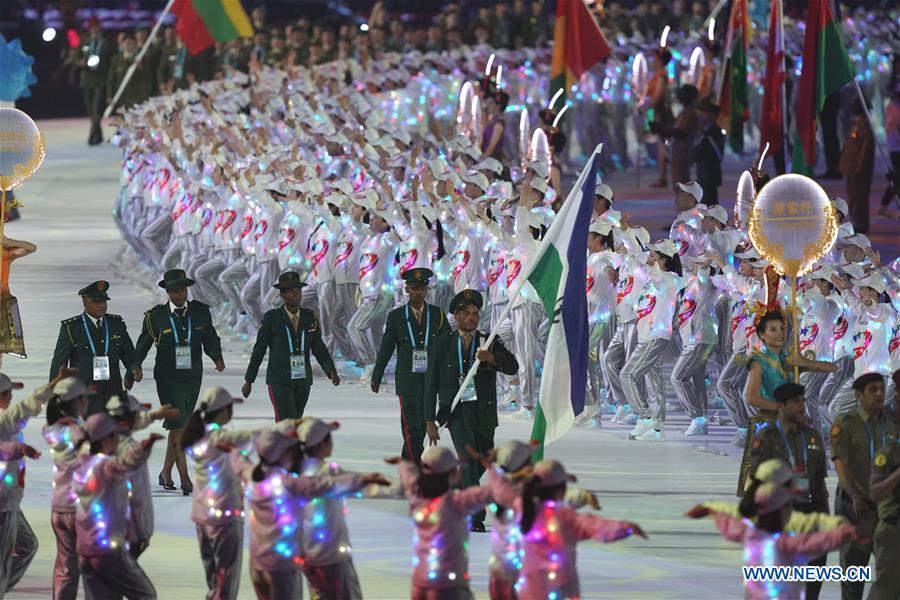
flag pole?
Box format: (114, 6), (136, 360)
(439, 144), (604, 429)
(850, 80), (893, 183)
(103, 0), (177, 119)
(777, 0), (790, 172)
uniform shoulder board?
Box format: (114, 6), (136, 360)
(106, 313), (125, 321)
(61, 315), (80, 325)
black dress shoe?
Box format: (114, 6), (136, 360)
(469, 521), (486, 533)
(158, 473), (176, 491)
(181, 482), (193, 496)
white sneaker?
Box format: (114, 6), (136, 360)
(499, 401), (518, 413)
(584, 417), (602, 429)
(612, 406), (636, 425)
(732, 428), (748, 447)
(683, 417), (709, 436)
(628, 418), (653, 438)
(634, 427), (666, 442)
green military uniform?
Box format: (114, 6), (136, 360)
(106, 51), (152, 113)
(831, 408), (899, 600)
(49, 281), (136, 415)
(132, 270), (223, 430)
(372, 269), (451, 461)
(157, 42), (190, 92)
(244, 272), (336, 420)
(870, 435), (900, 600)
(750, 417), (830, 600)
(424, 290), (518, 527)
(78, 31), (114, 144)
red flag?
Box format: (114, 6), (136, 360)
(549, 0), (611, 105)
(172, 0), (216, 55)
(759, 0), (785, 157)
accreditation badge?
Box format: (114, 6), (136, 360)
(412, 350), (428, 373)
(175, 346), (192, 370)
(92, 356), (111, 381)
(290, 355), (306, 380)
(459, 375), (477, 402)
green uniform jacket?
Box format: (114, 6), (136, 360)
(872, 439), (900, 523)
(749, 419), (829, 513)
(78, 35), (114, 89)
(424, 332), (518, 434)
(132, 301), (223, 379)
(107, 53), (153, 110)
(831, 408), (899, 500)
(244, 307), (336, 385)
(49, 313), (136, 396)
(371, 303), (451, 396)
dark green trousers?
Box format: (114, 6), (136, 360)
(398, 395), (425, 462)
(835, 490), (877, 600)
(448, 418), (494, 525)
(869, 520), (900, 600)
(267, 380), (311, 420)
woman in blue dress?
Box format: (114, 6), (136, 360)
(737, 311), (838, 495)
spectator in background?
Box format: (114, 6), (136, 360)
(386, 20), (407, 53)
(492, 3), (513, 49)
(467, 7), (493, 44)
(878, 82), (900, 219)
(425, 25), (445, 53)
(689, 1), (707, 33)
(107, 36), (152, 114)
(251, 6), (265, 31)
(694, 98), (725, 206)
(266, 35), (287, 68)
(839, 99), (875, 233)
(79, 16), (113, 146)
(668, 84), (701, 189)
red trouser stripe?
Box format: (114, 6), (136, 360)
(267, 385), (281, 421)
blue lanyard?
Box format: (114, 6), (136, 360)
(862, 418), (887, 461)
(405, 304), (431, 350)
(169, 312), (192, 346)
(775, 421), (807, 468)
(284, 323), (305, 355)
(90, 38), (99, 55)
(81, 314), (109, 356)
(457, 333), (476, 376)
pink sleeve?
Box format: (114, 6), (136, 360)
(0, 442), (22, 461)
(713, 513), (749, 543)
(286, 472), (364, 498)
(449, 475), (495, 515)
(571, 512), (634, 543)
(776, 524), (855, 557)
(486, 468), (522, 512)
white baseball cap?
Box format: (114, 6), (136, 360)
(420, 446), (459, 475)
(0, 374), (24, 395)
(533, 459), (576, 486)
(701, 204), (728, 225)
(106, 394), (148, 416)
(594, 182), (614, 202)
(53, 377), (95, 402)
(650, 239), (679, 258)
(754, 482), (794, 514)
(529, 176), (548, 194)
(254, 429), (299, 464)
(85, 413), (118, 442)
(199, 386), (243, 414)
(464, 171), (489, 192)
(830, 197), (849, 217)
(754, 458), (794, 486)
(676, 181), (704, 204)
(840, 234), (871, 249)
(474, 157), (503, 175)
(854, 273), (886, 294)
(297, 418), (339, 447)
(807, 265), (836, 282)
(589, 219), (612, 236)
(495, 440), (535, 472)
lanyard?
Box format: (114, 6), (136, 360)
(169, 313), (192, 346)
(405, 304), (431, 350)
(775, 421), (807, 468)
(457, 333), (477, 376)
(90, 38), (99, 55)
(862, 418), (887, 461)
(284, 324), (306, 356)
(81, 314), (109, 357)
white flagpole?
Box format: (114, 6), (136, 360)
(103, 0), (177, 119)
(439, 144), (603, 428)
